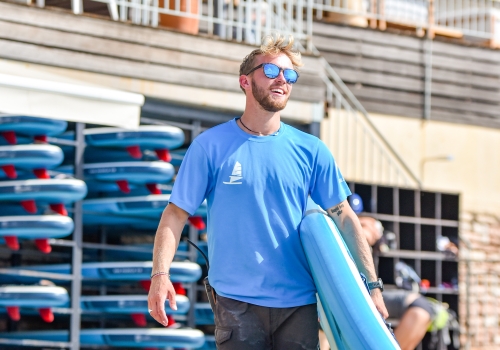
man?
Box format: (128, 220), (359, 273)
(148, 34), (387, 349)
(349, 193), (444, 350)
(359, 215), (434, 350)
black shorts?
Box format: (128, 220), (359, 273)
(384, 290), (435, 320)
(213, 294), (319, 350)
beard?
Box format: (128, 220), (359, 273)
(251, 80), (289, 112)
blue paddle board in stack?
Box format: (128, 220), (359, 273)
(0, 116), (67, 144)
(0, 294), (194, 326)
(80, 294), (191, 327)
(0, 178), (87, 215)
(169, 148), (187, 166)
(57, 161), (174, 195)
(299, 199), (400, 350)
(80, 294), (190, 315)
(84, 126), (184, 161)
(0, 145), (64, 179)
(199, 335), (216, 350)
(0, 261), (202, 285)
(195, 302), (214, 325)
(102, 241), (207, 264)
(0, 285), (69, 322)
(0, 328), (206, 348)
(82, 195), (206, 228)
(80, 147), (186, 165)
(0, 215), (74, 252)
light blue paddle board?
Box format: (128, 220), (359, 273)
(0, 215), (74, 252)
(0, 135), (32, 146)
(101, 241), (207, 265)
(56, 162), (174, 194)
(0, 328), (206, 348)
(84, 161), (174, 183)
(84, 126), (184, 150)
(61, 147), (153, 164)
(199, 335), (216, 350)
(0, 294), (192, 325)
(0, 285), (69, 322)
(82, 195), (207, 227)
(0, 261), (202, 285)
(195, 302), (214, 325)
(0, 285), (69, 308)
(77, 147), (186, 164)
(0, 145), (64, 179)
(0, 216), (74, 238)
(80, 294), (190, 315)
(168, 148), (186, 166)
(0, 179), (87, 203)
(85, 185), (172, 198)
(299, 199), (400, 350)
(0, 145), (64, 169)
(0, 116), (67, 144)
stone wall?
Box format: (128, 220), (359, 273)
(460, 212), (500, 349)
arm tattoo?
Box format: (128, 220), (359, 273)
(329, 203), (344, 216)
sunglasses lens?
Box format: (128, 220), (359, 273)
(284, 70), (298, 84)
(262, 64), (298, 84)
(263, 64), (280, 79)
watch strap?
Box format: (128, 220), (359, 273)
(367, 278), (384, 292)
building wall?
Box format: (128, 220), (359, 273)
(366, 113), (500, 216)
(460, 212), (500, 349)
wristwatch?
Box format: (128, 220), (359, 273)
(367, 278), (384, 292)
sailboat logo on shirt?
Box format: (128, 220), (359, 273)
(223, 161), (243, 185)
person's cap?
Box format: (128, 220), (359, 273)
(349, 193), (364, 214)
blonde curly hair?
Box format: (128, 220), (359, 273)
(239, 33), (303, 92)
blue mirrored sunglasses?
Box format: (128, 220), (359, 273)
(246, 63), (299, 84)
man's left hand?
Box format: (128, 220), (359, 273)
(370, 289), (389, 319)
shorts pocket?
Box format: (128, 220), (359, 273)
(215, 327), (232, 344)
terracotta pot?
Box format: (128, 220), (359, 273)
(158, 0), (199, 34)
(323, 0), (368, 28)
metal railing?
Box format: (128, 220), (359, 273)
(311, 0), (500, 42)
(434, 0), (500, 39)
(312, 50), (422, 188)
(18, 0), (500, 45)
(86, 0), (311, 46)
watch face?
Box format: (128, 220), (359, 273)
(369, 279), (384, 292)
(378, 278), (384, 291)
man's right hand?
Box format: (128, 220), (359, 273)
(149, 203), (189, 326)
(147, 275), (177, 327)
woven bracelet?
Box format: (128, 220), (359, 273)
(150, 271), (170, 280)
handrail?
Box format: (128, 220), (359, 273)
(314, 53), (422, 188)
(89, 0), (312, 47)
(309, 0), (500, 43)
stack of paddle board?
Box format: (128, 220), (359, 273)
(0, 119), (210, 348)
(0, 116), (84, 331)
(0, 261), (202, 313)
(0, 116), (85, 253)
(0, 261), (206, 347)
(72, 125), (183, 195)
(61, 125), (208, 230)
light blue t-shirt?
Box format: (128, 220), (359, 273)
(170, 118), (351, 307)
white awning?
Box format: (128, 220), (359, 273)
(0, 73), (144, 129)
